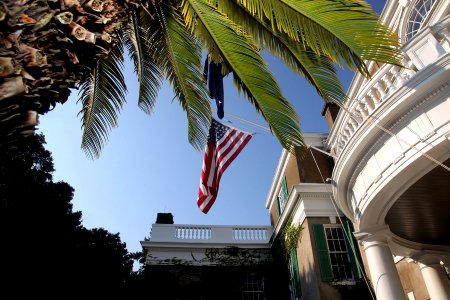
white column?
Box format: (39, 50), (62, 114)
(418, 257), (450, 300)
(355, 226), (405, 300)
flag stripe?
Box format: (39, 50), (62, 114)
(217, 132), (247, 173)
(196, 119), (252, 214)
(218, 134), (252, 179)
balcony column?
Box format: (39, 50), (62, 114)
(417, 256), (450, 300)
(350, 118), (359, 131)
(368, 89), (381, 106)
(346, 121), (355, 133)
(356, 101), (369, 119)
(390, 68), (405, 88)
(374, 82), (386, 101)
(362, 96), (374, 115)
(382, 73), (396, 95)
(355, 225), (405, 300)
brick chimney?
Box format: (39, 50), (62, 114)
(321, 102), (340, 129)
(155, 212), (174, 224)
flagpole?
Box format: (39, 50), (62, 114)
(221, 111), (335, 158)
(213, 117), (254, 136)
(222, 111), (272, 132)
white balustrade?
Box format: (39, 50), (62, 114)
(327, 16), (450, 156)
(149, 224), (272, 244)
(232, 227), (269, 241)
(175, 226), (211, 240)
(331, 63), (405, 156)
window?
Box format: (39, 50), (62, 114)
(277, 176), (289, 215)
(324, 226), (353, 280)
(406, 0), (436, 41)
(312, 223), (362, 283)
(241, 273), (265, 300)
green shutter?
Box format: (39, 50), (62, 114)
(282, 176), (288, 203)
(275, 197), (281, 218)
(344, 220), (363, 280)
(312, 224), (334, 282)
(290, 248), (302, 297)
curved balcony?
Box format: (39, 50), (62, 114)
(329, 15), (450, 158)
(328, 16), (450, 246)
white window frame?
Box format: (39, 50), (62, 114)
(323, 224), (355, 284)
(241, 272), (265, 300)
(406, 0), (437, 41)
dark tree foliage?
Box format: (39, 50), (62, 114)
(72, 227), (134, 294)
(0, 134), (133, 297)
(123, 247), (292, 299)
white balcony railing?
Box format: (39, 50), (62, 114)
(330, 16), (450, 157)
(149, 224), (272, 244)
(332, 63), (416, 156)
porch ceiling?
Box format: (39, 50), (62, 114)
(385, 159), (450, 246)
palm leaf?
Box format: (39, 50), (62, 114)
(124, 8), (163, 115)
(78, 40), (127, 159)
(211, 0), (345, 103)
(182, 0), (305, 154)
(152, 3), (211, 150)
(216, 0), (403, 75)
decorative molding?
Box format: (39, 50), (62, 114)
(335, 77), (450, 223)
(347, 80), (450, 191)
(387, 231), (450, 259)
(272, 183), (343, 237)
(354, 224), (391, 243)
(265, 149), (289, 209)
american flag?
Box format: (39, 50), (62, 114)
(197, 119), (252, 213)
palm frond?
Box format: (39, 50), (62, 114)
(78, 40), (127, 159)
(182, 0), (305, 154)
(210, 0), (345, 103)
(124, 8), (163, 115)
(214, 0), (403, 75)
(153, 3), (211, 150)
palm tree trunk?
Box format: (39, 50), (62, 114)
(0, 0), (129, 147)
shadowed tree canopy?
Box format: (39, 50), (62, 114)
(0, 134), (133, 297)
(0, 0), (402, 158)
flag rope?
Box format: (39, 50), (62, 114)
(309, 147), (376, 300)
(218, 109), (450, 173)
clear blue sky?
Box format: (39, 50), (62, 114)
(38, 1), (386, 255)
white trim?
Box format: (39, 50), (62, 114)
(272, 183), (344, 237)
(265, 149), (289, 209)
(331, 54), (450, 223)
(141, 241), (271, 250)
(323, 224), (356, 282)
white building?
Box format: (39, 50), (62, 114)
(327, 0), (450, 299)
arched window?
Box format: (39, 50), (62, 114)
(406, 0), (436, 41)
